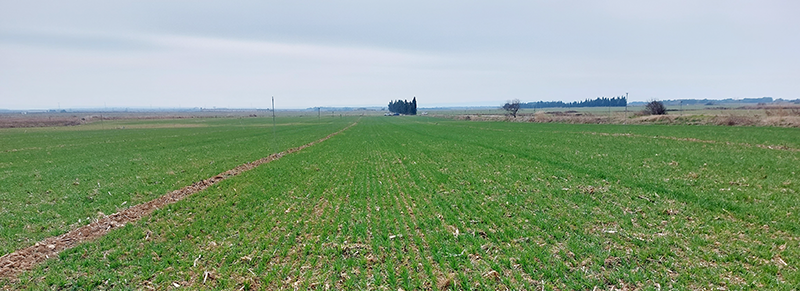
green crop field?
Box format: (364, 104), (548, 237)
(3, 116), (799, 290)
(0, 116), (357, 256)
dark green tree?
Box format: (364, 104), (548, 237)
(388, 98), (417, 115)
(520, 96), (627, 108)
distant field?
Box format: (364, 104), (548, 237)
(3, 116), (799, 290)
(0, 116), (356, 256)
(430, 104), (800, 128)
(0, 110), (382, 128)
(424, 103), (800, 116)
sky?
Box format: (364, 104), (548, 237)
(1, 1), (798, 110)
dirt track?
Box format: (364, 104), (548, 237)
(0, 121), (357, 279)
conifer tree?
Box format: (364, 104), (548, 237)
(387, 98), (418, 115)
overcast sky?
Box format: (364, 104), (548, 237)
(1, 1), (798, 109)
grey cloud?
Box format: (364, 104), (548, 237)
(1, 1), (798, 109)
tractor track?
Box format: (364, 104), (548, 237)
(0, 121), (358, 279)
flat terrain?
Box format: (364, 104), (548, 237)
(2, 117), (799, 290)
(0, 116), (356, 255)
(430, 104), (800, 128)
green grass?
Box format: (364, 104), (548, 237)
(0, 116), (356, 255)
(423, 118), (800, 149)
(5, 116), (800, 290)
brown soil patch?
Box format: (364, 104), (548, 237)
(0, 121), (358, 279)
(109, 123), (207, 129)
(444, 110), (800, 128)
(0, 110), (270, 129)
(0, 116), (83, 128)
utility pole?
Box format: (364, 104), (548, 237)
(272, 97), (276, 153)
(318, 107), (321, 120)
(625, 92), (629, 119)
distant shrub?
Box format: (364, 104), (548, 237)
(644, 100), (667, 115)
(503, 99), (521, 118)
(715, 115), (756, 126)
(765, 107), (800, 117)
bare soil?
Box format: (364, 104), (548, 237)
(0, 111), (267, 128)
(0, 121), (357, 279)
(0, 115), (83, 128)
(447, 108), (800, 128)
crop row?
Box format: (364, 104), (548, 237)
(0, 116), (356, 255)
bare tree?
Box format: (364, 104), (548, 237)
(503, 99), (521, 118)
(644, 100), (667, 115)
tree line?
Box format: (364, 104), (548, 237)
(520, 96), (626, 108)
(388, 98), (417, 115)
